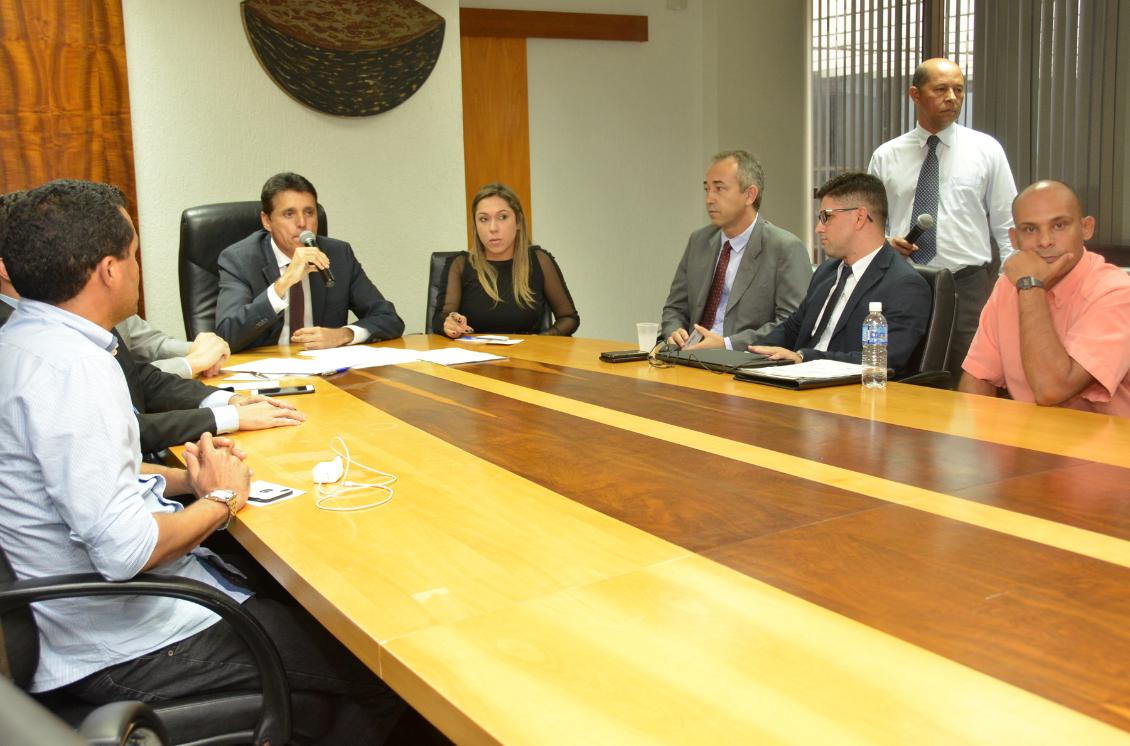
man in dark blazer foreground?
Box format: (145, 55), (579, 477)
(114, 330), (303, 455)
(662, 150), (812, 352)
(752, 172), (931, 375)
(216, 172), (404, 353)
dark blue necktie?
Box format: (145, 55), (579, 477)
(910, 134), (940, 265)
(807, 265), (850, 346)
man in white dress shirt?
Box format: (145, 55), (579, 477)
(0, 179), (404, 742)
(868, 57), (1018, 383)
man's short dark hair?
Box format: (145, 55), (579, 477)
(0, 190), (28, 259)
(261, 172), (318, 215)
(816, 172), (888, 226)
(4, 180), (133, 304)
(911, 62), (932, 90)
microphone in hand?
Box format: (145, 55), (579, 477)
(299, 230), (336, 288)
(904, 213), (935, 246)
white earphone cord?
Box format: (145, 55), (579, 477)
(315, 436), (397, 512)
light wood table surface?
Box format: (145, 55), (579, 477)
(205, 335), (1130, 745)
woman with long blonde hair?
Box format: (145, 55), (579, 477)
(436, 183), (579, 337)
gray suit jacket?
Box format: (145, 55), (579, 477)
(661, 219), (812, 350)
(114, 314), (192, 378)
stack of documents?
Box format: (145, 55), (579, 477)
(734, 359), (865, 389)
(224, 346), (504, 376)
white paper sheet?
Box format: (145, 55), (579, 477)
(296, 346), (422, 369)
(224, 358), (331, 375)
(750, 359), (864, 380)
(457, 335), (524, 345)
(414, 348), (504, 366)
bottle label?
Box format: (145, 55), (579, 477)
(862, 324), (888, 346)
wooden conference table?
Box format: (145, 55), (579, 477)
(206, 335), (1130, 745)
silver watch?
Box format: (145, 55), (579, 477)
(202, 489), (238, 531)
(1016, 276), (1046, 291)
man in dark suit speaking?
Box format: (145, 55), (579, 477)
(216, 172), (405, 353)
(661, 150), (812, 352)
(751, 173), (931, 375)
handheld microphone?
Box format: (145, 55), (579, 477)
(904, 213), (935, 246)
(299, 230), (336, 288)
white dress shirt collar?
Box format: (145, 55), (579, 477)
(15, 298), (117, 353)
(913, 122), (959, 149)
(721, 214), (758, 253)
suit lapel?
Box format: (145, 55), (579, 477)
(797, 261), (842, 347)
(691, 231), (722, 321)
(257, 233), (287, 340)
(258, 233), (282, 288)
(828, 245), (892, 341)
(723, 221), (764, 318)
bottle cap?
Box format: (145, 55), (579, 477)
(869, 301), (882, 312)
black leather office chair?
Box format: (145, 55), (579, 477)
(896, 265), (958, 388)
(425, 251), (554, 334)
(0, 542), (307, 746)
(178, 202), (328, 339)
(425, 251), (464, 334)
(0, 674), (172, 746)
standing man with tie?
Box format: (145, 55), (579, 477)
(662, 150), (811, 351)
(868, 57), (1017, 383)
(216, 172), (404, 353)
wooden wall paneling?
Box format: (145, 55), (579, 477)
(458, 10), (647, 250)
(460, 8), (649, 42)
(460, 35), (532, 249)
(0, 0), (143, 313)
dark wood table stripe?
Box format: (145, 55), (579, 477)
(337, 366), (882, 553)
(459, 361), (1130, 542)
(336, 363), (1130, 733)
(705, 505), (1130, 732)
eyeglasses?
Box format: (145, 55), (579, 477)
(816, 207), (873, 225)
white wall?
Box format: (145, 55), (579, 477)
(463, 0), (808, 344)
(123, 0), (467, 337)
(464, 0), (707, 344)
(708, 0), (809, 242)
(124, 0), (809, 345)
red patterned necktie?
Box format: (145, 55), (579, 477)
(699, 241), (733, 329)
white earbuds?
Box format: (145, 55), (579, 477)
(312, 456), (344, 484)
(313, 437), (396, 512)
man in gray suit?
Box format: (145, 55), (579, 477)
(662, 150), (811, 351)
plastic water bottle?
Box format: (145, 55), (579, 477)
(862, 301), (888, 389)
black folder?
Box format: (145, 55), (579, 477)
(733, 367), (863, 390)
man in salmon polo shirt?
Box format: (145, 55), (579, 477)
(959, 180), (1130, 416)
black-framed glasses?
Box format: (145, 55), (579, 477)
(816, 207), (873, 225)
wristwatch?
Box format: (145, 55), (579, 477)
(201, 489), (238, 530)
(1016, 276), (1046, 291)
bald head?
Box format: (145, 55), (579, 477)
(910, 58), (965, 133)
(1012, 180), (1084, 222)
(912, 58), (964, 89)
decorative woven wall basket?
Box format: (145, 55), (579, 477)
(242, 0), (445, 117)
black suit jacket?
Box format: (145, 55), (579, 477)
(215, 230), (405, 352)
(758, 243), (931, 375)
(113, 331), (221, 453)
(0, 301), (12, 327)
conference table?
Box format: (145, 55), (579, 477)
(208, 334), (1130, 745)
